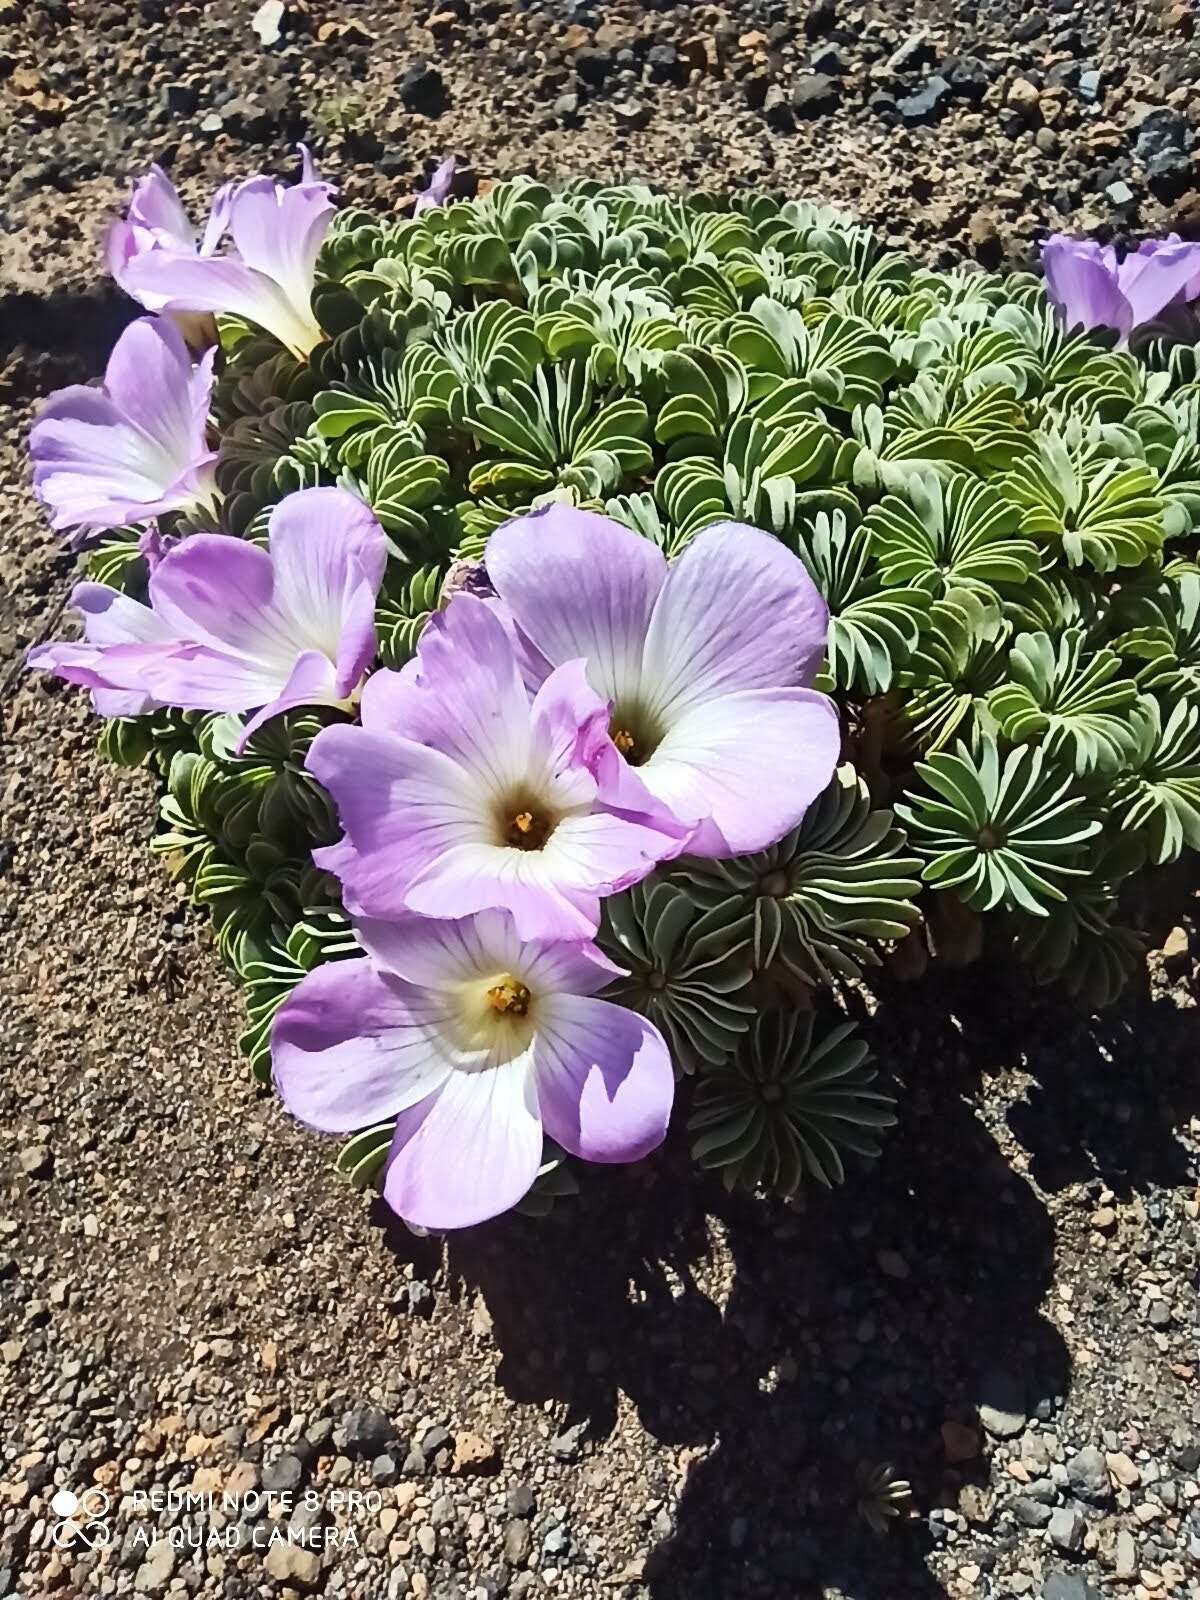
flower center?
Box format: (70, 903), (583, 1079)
(486, 975), (532, 1017)
(609, 702), (664, 768)
(495, 788), (558, 851)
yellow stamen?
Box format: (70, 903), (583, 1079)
(505, 806), (552, 848)
(612, 728), (636, 756)
(486, 976), (531, 1017)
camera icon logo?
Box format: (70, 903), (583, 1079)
(50, 1486), (112, 1550)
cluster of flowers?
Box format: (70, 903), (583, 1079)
(28, 153), (840, 1229)
(26, 147), (1200, 1228)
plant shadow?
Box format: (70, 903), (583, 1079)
(434, 965), (1151, 1598)
(368, 953), (1196, 1598)
(0, 285), (139, 392)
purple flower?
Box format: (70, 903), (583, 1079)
(137, 526), (174, 573)
(104, 163), (234, 348)
(117, 148), (336, 358)
(29, 316), (218, 540)
(1042, 232), (1200, 339)
(412, 155), (457, 215)
(272, 909), (675, 1229)
(29, 487), (386, 745)
(307, 593), (690, 941)
(485, 506), (842, 857)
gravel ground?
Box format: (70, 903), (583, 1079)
(1, 2), (1199, 1598)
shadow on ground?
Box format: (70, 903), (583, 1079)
(372, 957), (1198, 1600)
(0, 286), (137, 392)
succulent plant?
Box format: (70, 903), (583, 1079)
(70, 174), (1200, 1220)
(672, 765), (922, 988)
(855, 1461), (915, 1534)
(597, 880), (756, 1074)
(897, 738), (1101, 916)
(689, 1011), (896, 1194)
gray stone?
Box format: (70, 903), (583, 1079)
(897, 76), (951, 123)
(1105, 181), (1135, 206)
(612, 99), (651, 133)
(398, 61), (450, 118)
(1010, 1496), (1053, 1528)
(506, 1484), (536, 1518)
(1065, 1445), (1111, 1504)
(133, 1541), (177, 1595)
(1041, 1576), (1102, 1600)
(1114, 1529), (1137, 1578)
(1047, 1506), (1086, 1553)
(543, 1523), (571, 1556)
(420, 1423), (452, 1456)
(549, 1421), (587, 1461)
(503, 1518), (531, 1567)
(763, 85), (793, 132)
(371, 1451), (401, 1486)
(340, 1405), (396, 1457)
(978, 1367), (1027, 1438)
(791, 73), (839, 116)
(888, 35), (934, 75)
(17, 1147), (51, 1179)
(251, 0), (285, 47)
(429, 1494), (456, 1529)
(1077, 69), (1101, 102)
(809, 45), (846, 74)
(261, 1451), (304, 1493)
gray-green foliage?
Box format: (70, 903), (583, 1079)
(93, 178), (1200, 1202)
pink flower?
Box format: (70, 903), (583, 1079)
(115, 148), (336, 358)
(28, 487), (386, 747)
(307, 594), (689, 941)
(29, 316), (217, 539)
(485, 505), (841, 857)
(272, 910), (675, 1229)
(1042, 232), (1200, 339)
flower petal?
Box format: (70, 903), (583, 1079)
(30, 341), (212, 536)
(355, 911), (623, 998)
(308, 727), (477, 918)
(641, 521), (829, 717)
(102, 316), (214, 469)
(148, 534), (287, 662)
(226, 174), (335, 326)
(271, 956), (450, 1133)
(642, 686), (842, 854)
(401, 841), (602, 941)
(263, 487), (386, 695)
(382, 1059), (543, 1230)
(235, 649), (341, 749)
(386, 595), (534, 777)
(75, 581), (178, 646)
(353, 910), (521, 988)
(533, 994), (674, 1164)
(1041, 235), (1131, 335)
(200, 181), (236, 256)
(413, 155), (457, 214)
(120, 250), (322, 357)
(108, 641), (295, 714)
(486, 504), (667, 700)
(128, 165), (195, 247)
(1117, 239), (1200, 328)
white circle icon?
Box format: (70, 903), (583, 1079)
(50, 1488), (79, 1519)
